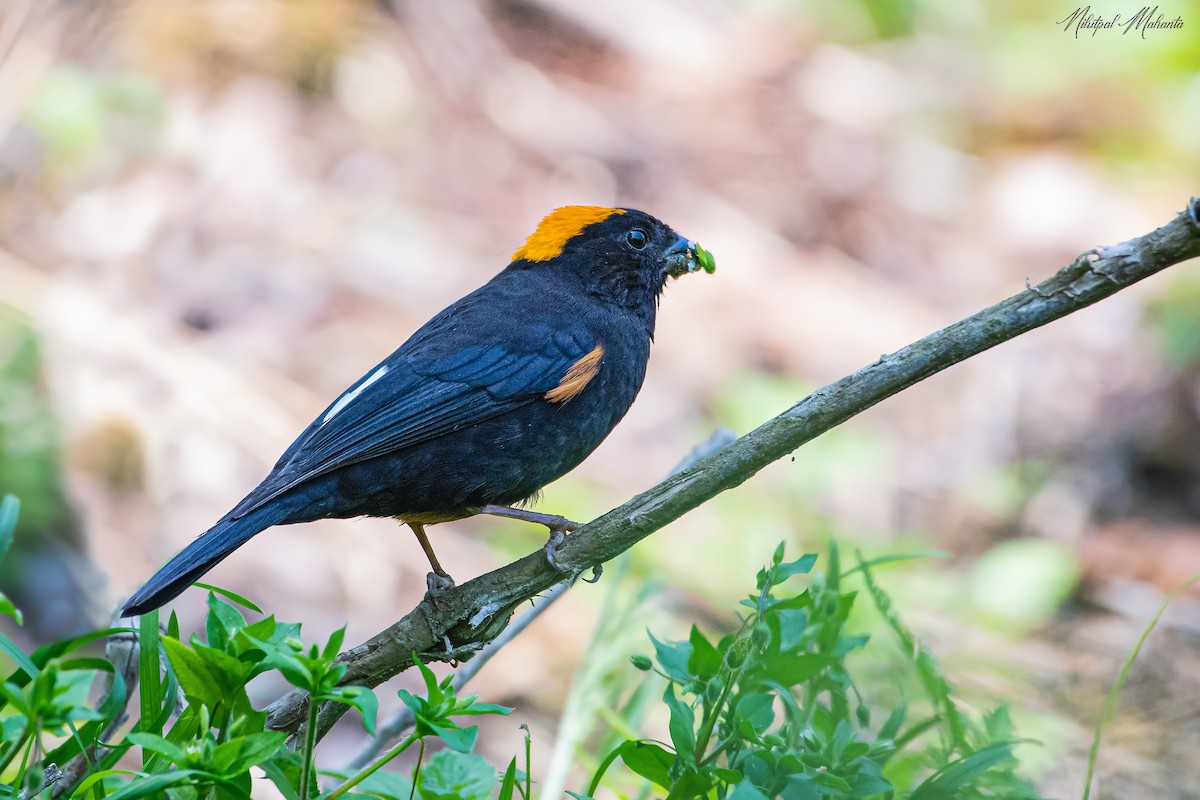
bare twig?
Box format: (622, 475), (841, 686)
(266, 198), (1200, 739)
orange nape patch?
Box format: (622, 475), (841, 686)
(546, 345), (604, 403)
(512, 206), (624, 263)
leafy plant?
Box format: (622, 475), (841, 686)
(582, 544), (1040, 799)
(0, 494), (1071, 799)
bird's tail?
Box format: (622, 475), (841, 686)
(121, 503), (288, 617)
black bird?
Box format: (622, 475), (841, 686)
(122, 206), (714, 615)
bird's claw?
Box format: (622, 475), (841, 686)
(543, 528), (567, 573)
(425, 571), (455, 600)
(542, 526), (601, 582)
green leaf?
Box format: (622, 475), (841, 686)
(45, 658), (129, 767)
(687, 626), (722, 680)
(0, 592), (22, 625)
(618, 741), (674, 789)
(266, 652), (315, 691)
(27, 626), (136, 670)
(205, 593), (247, 653)
(586, 739), (637, 796)
(726, 781), (770, 800)
(813, 770), (853, 791)
(648, 632), (693, 684)
(710, 767), (743, 785)
(160, 637), (228, 711)
(781, 775), (820, 800)
(193, 583), (262, 613)
(0, 495), (19, 567)
(0, 631), (39, 681)
(771, 591), (812, 612)
(126, 732), (189, 765)
(452, 694), (512, 717)
(877, 702), (908, 741)
(417, 750), (496, 800)
(894, 715), (941, 750)
(70, 768), (141, 797)
(733, 692), (775, 735)
(909, 742), (1018, 799)
(497, 759), (518, 800)
(396, 688), (426, 717)
(323, 626), (347, 661)
(210, 731), (288, 775)
(755, 654), (828, 687)
(663, 685), (696, 761)
(259, 750), (304, 800)
(160, 636), (256, 731)
(104, 770), (203, 799)
(848, 764), (893, 796)
(139, 609), (164, 755)
(413, 655), (444, 706)
(324, 685), (379, 735)
(433, 720), (478, 753)
(774, 553), (818, 583)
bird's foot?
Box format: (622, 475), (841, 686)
(542, 528), (603, 583)
(425, 570), (455, 600)
(475, 504), (598, 578)
(543, 527), (567, 573)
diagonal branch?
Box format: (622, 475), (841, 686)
(265, 198), (1200, 739)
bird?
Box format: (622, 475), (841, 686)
(122, 206), (714, 616)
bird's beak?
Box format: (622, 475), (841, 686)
(663, 235), (716, 279)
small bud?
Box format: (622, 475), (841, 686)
(750, 624), (770, 650)
(856, 704), (870, 727)
(630, 654), (653, 671)
(726, 638), (752, 669)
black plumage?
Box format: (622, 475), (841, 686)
(123, 207), (710, 615)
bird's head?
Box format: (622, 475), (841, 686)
(508, 206), (714, 314)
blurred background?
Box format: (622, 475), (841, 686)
(1, 0), (1198, 795)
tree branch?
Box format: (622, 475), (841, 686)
(265, 198), (1200, 739)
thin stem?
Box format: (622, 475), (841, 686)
(325, 733), (420, 800)
(0, 722), (30, 775)
(694, 667), (737, 762)
(1081, 572), (1200, 800)
(14, 719), (34, 793)
(409, 738), (426, 800)
(699, 736), (734, 767)
(298, 695), (319, 799)
(523, 724), (531, 800)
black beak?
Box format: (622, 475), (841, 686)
(662, 235), (715, 279)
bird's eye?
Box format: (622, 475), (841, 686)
(626, 228), (648, 250)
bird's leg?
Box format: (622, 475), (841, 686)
(477, 505), (579, 532)
(476, 504), (579, 573)
(407, 522), (455, 595)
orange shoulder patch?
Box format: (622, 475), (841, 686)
(545, 345), (604, 403)
(512, 206), (624, 263)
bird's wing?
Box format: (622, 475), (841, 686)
(230, 324), (597, 520)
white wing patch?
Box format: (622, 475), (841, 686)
(321, 365), (389, 426)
